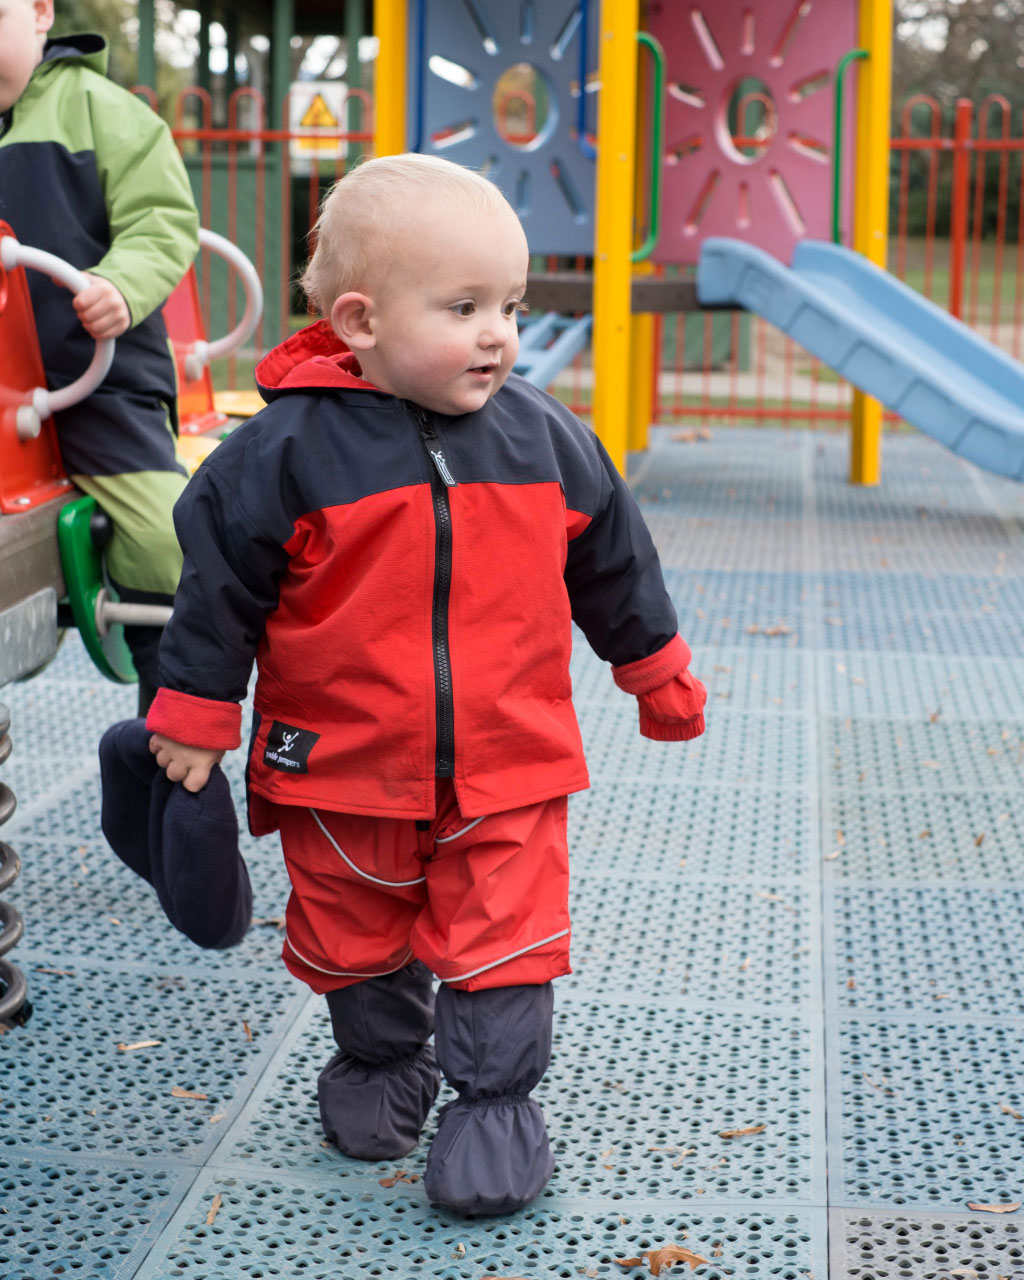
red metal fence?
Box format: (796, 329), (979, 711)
(164, 88), (1024, 426)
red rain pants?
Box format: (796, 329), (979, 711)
(276, 780), (572, 993)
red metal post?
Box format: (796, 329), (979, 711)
(948, 98), (973, 321)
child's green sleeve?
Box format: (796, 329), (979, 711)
(88, 88), (200, 326)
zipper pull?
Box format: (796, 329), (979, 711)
(412, 405), (457, 487)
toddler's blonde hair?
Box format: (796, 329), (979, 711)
(300, 153), (515, 315)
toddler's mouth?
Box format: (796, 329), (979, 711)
(470, 362), (498, 374)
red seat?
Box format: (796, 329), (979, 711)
(162, 265), (229, 436)
(0, 219), (74, 514)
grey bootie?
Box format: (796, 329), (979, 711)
(320, 961), (440, 1160)
(425, 982), (555, 1216)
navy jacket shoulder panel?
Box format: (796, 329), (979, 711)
(201, 390), (429, 542)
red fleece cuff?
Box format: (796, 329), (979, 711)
(146, 687), (242, 750)
(639, 711), (705, 742)
(612, 633), (692, 694)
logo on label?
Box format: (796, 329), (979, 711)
(263, 720), (320, 774)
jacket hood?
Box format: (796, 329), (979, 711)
(255, 320), (382, 400)
(38, 35), (108, 77)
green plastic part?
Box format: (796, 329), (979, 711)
(56, 495), (137, 684)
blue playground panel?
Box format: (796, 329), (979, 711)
(3, 426), (1024, 1277)
(698, 239), (1024, 481)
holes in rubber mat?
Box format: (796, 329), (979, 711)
(568, 782), (811, 881)
(837, 1019), (1024, 1206)
(580, 703), (811, 790)
(825, 716), (1024, 791)
(0, 1156), (186, 1278)
(0, 966), (298, 1160)
(822, 652), (1024, 721)
(831, 885), (1024, 1017)
(825, 790), (1024, 883)
(838, 1212), (1024, 1279)
(152, 1175), (822, 1278)
(570, 874), (813, 1006)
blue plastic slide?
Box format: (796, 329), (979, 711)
(697, 238), (1024, 481)
(514, 311), (593, 389)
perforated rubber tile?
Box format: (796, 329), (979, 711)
(832, 1209), (1024, 1279)
(133, 1172), (827, 1280)
(832, 1017), (1024, 1207)
(581, 703), (813, 790)
(0, 961), (304, 1163)
(819, 652), (1024, 721)
(0, 1154), (195, 1280)
(823, 715), (1024, 791)
(567, 782), (813, 881)
(827, 885), (1024, 1016)
(570, 873), (815, 1007)
(823, 789), (1024, 883)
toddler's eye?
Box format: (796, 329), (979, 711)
(504, 300), (527, 317)
(451, 302), (476, 317)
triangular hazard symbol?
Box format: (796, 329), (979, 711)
(300, 93), (337, 128)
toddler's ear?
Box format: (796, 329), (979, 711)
(330, 292), (375, 350)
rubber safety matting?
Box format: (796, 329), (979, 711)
(2, 426), (1023, 1279)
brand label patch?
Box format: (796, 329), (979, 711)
(263, 721), (320, 774)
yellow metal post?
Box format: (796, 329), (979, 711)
(374, 0), (407, 158)
(592, 0), (639, 473)
(849, 0), (892, 485)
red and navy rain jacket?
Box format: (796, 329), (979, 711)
(147, 321), (687, 826)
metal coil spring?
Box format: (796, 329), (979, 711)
(0, 702), (30, 1026)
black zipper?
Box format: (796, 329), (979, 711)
(411, 404), (456, 777)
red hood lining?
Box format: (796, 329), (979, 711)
(255, 319), (381, 392)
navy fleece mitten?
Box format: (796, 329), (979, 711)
(99, 718), (252, 949)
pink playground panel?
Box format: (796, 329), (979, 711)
(647, 0), (860, 265)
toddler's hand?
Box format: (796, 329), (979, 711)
(74, 274), (131, 339)
(149, 733), (225, 793)
(636, 668), (707, 742)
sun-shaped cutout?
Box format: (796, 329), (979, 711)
(647, 0), (860, 265)
(415, 0), (598, 255)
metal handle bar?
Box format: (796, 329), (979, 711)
(183, 228), (264, 381)
(0, 235), (115, 440)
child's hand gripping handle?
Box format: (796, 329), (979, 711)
(0, 234), (116, 440)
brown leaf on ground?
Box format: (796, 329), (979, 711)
(615, 1244), (710, 1274)
(967, 1201), (1021, 1213)
(975, 832), (986, 848)
(718, 1124), (766, 1139)
(170, 1086), (208, 1101)
(999, 1102), (1022, 1120)
(205, 1193), (222, 1226)
(379, 1170), (420, 1187)
(116, 1040), (162, 1052)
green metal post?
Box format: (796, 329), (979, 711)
(197, 0), (212, 95)
(137, 0), (156, 90)
(270, 0), (295, 129)
(224, 7), (239, 104)
(345, 0), (365, 164)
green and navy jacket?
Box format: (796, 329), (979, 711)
(0, 36), (199, 477)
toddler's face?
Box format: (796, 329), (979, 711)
(362, 201), (529, 417)
(0, 0), (52, 114)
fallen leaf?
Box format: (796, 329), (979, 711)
(921, 759), (941, 770)
(999, 1102), (1022, 1120)
(967, 1201), (1021, 1213)
(116, 1040), (162, 1052)
(208, 1113), (226, 1124)
(847, 977), (856, 990)
(171, 1086), (208, 1101)
(242, 1021), (253, 1042)
(34, 967), (75, 976)
(974, 833), (986, 848)
(109, 917), (121, 925)
(452, 1243), (466, 1259)
(616, 1244), (710, 1274)
(379, 1170), (420, 1187)
(718, 1124), (766, 1139)
(205, 1193), (222, 1226)
(951, 1269), (980, 1277)
(252, 915), (286, 928)
(755, 891), (783, 902)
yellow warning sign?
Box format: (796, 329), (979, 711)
(299, 93), (337, 130)
(289, 81), (349, 163)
